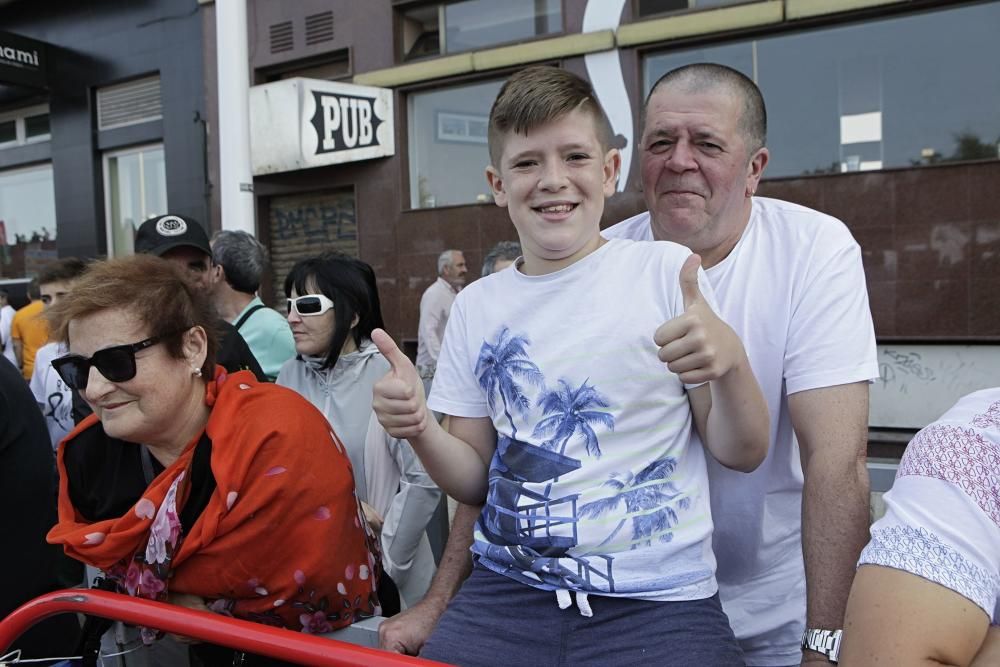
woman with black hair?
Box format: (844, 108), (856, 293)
(277, 253), (441, 608)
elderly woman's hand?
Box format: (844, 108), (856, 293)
(167, 593), (212, 644)
(360, 500), (384, 535)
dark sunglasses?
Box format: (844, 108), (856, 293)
(287, 294), (335, 317)
(53, 331), (180, 391)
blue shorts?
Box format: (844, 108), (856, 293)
(421, 566), (745, 667)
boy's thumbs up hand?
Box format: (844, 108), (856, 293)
(654, 254), (744, 385)
(372, 328), (431, 439)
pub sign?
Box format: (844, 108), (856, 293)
(250, 78), (394, 175)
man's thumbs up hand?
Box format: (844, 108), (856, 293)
(372, 328), (431, 439)
(678, 252), (706, 310)
(654, 254), (744, 385)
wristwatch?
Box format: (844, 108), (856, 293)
(802, 628), (842, 663)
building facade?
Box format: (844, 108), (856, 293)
(206, 0), (998, 440)
(0, 0), (208, 293)
(1, 0), (995, 440)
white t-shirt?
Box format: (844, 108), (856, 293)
(29, 341), (72, 450)
(604, 197), (879, 664)
(429, 238), (721, 602)
(0, 304), (15, 365)
(859, 388), (1000, 624)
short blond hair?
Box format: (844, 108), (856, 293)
(487, 66), (613, 167)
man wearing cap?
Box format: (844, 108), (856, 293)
(134, 214), (265, 381)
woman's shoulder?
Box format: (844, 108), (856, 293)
(210, 371), (327, 434)
(222, 368), (307, 400)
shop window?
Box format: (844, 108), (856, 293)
(636, 0), (748, 18)
(407, 78), (503, 209)
(400, 0), (561, 61)
(24, 112), (50, 139)
(0, 120), (14, 145)
(0, 163), (57, 279)
(643, 2), (1000, 178)
(103, 144), (167, 257)
(0, 105), (51, 148)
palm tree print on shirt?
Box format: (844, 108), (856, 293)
(475, 326), (544, 437)
(578, 456), (692, 553)
(533, 378), (615, 459)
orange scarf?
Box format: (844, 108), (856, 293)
(49, 369), (381, 637)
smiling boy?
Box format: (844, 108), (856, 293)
(372, 66), (769, 666)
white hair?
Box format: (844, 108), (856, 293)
(437, 249), (461, 275)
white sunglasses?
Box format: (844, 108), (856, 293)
(287, 294), (335, 317)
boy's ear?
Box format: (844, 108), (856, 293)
(603, 148), (622, 197)
(485, 165), (508, 208)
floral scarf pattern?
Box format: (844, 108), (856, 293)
(49, 369), (381, 636)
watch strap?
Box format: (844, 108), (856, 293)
(802, 628), (842, 663)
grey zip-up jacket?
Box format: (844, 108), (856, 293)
(277, 340), (441, 607)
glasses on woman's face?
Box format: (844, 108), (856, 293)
(287, 294), (335, 317)
(53, 334), (169, 391)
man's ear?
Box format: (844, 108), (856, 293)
(212, 264), (224, 284)
(745, 147), (769, 197)
(485, 165), (508, 208)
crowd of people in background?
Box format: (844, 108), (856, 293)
(0, 61), (996, 667)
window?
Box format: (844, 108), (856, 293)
(408, 78), (503, 208)
(0, 105), (52, 148)
(97, 76), (163, 131)
(103, 145), (167, 257)
(260, 52), (351, 84)
(637, 0), (748, 18)
(401, 0), (561, 61)
(0, 163), (57, 279)
(24, 112), (50, 139)
(643, 3), (1000, 178)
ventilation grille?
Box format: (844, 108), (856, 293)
(270, 21), (294, 53)
(305, 11), (334, 45)
(97, 76), (162, 130)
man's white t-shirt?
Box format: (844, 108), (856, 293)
(859, 387), (1000, 624)
(604, 197), (879, 664)
(29, 341), (72, 450)
(429, 238), (722, 602)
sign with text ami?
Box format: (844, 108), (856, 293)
(250, 78), (394, 175)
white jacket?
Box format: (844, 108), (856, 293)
(277, 341), (441, 607)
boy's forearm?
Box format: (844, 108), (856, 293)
(408, 420), (489, 504)
(705, 359), (769, 471)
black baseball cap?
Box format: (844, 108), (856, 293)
(135, 214), (211, 257)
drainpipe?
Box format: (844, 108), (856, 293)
(215, 0), (256, 234)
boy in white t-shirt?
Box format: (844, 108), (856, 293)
(29, 258), (88, 450)
(371, 66), (769, 666)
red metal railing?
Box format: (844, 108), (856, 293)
(0, 589), (448, 666)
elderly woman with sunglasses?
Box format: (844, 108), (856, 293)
(277, 253), (441, 609)
(45, 255), (383, 658)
